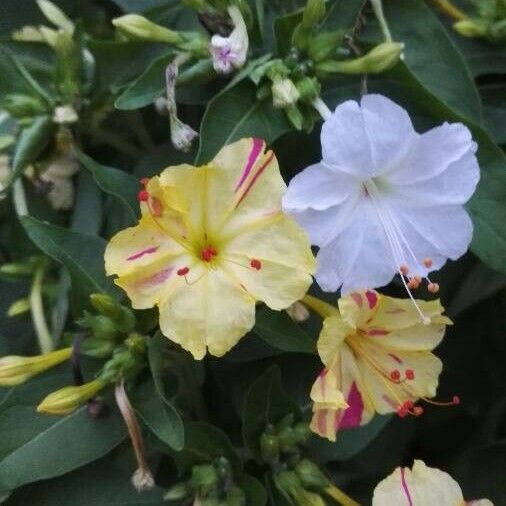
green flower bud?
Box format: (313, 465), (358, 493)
(278, 426), (299, 453)
(7, 297), (31, 317)
(285, 105), (304, 131)
(302, 0), (326, 30)
(260, 432), (280, 461)
(272, 78), (300, 108)
(79, 313), (119, 341)
(453, 19), (488, 38)
(295, 459), (330, 490)
(295, 77), (321, 104)
(0, 262), (35, 277)
(163, 482), (192, 501)
(293, 421), (312, 444)
(37, 378), (105, 415)
(190, 464), (219, 489)
(80, 337), (116, 358)
(214, 456), (232, 480)
(307, 31), (344, 62)
(112, 14), (184, 45)
(37, 0), (74, 33)
(89, 294), (136, 333)
(226, 485), (246, 506)
(316, 42), (404, 76)
(276, 413), (295, 431)
(1, 94), (47, 118)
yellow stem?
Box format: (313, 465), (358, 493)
(431, 0), (467, 21)
(301, 295), (339, 319)
(325, 485), (362, 506)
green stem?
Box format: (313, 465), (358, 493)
(301, 295), (339, 319)
(369, 0), (393, 42)
(312, 97), (332, 120)
(431, 0), (467, 21)
(325, 485), (362, 506)
(12, 179), (28, 216)
(30, 266), (54, 354)
(92, 128), (143, 158)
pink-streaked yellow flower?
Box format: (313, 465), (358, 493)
(308, 290), (453, 442)
(105, 138), (315, 360)
(373, 460), (494, 506)
(0, 347), (72, 386)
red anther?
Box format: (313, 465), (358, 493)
(428, 282), (440, 294)
(137, 189), (149, 202)
(390, 370), (401, 381)
(400, 264), (409, 276)
(413, 406), (424, 416)
(139, 177), (149, 186)
(452, 395), (461, 405)
(250, 259), (262, 270)
(397, 406), (408, 418)
(407, 278), (419, 290)
(405, 369), (415, 380)
(423, 257), (433, 268)
(403, 400), (414, 410)
(201, 246), (217, 262)
(177, 267), (189, 276)
(414, 276), (422, 283)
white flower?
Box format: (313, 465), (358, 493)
(283, 94), (479, 313)
(209, 6), (249, 74)
(373, 460), (493, 506)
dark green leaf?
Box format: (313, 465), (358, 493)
(253, 306), (316, 354)
(241, 365), (299, 461)
(240, 473), (267, 506)
(78, 151), (139, 222)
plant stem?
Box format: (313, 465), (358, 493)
(431, 0), (467, 21)
(369, 0), (393, 42)
(92, 128), (143, 158)
(12, 179), (28, 216)
(312, 97), (332, 120)
(325, 484), (362, 506)
(301, 295), (339, 319)
(30, 266), (54, 354)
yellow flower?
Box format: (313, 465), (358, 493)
(373, 460), (493, 506)
(308, 290), (453, 441)
(37, 378), (105, 415)
(0, 347), (72, 386)
(104, 138), (315, 359)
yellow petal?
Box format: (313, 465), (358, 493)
(158, 268), (255, 360)
(316, 315), (351, 367)
(372, 460), (464, 506)
(223, 215), (315, 310)
(338, 290), (381, 329)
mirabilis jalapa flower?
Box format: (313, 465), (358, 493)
(306, 290), (454, 442)
(283, 94), (480, 318)
(105, 138), (315, 359)
(373, 460), (494, 506)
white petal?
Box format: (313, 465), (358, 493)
(387, 122), (476, 184)
(282, 162), (359, 211)
(321, 100), (374, 178)
(360, 94), (417, 175)
(315, 198), (395, 293)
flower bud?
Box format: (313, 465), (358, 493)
(307, 31), (344, 62)
(38, 26), (59, 47)
(79, 313), (119, 341)
(295, 459), (330, 490)
(36, 0), (74, 33)
(164, 482), (192, 501)
(7, 297), (31, 317)
(12, 26), (45, 43)
(170, 114), (198, 153)
(209, 6), (249, 74)
(80, 337), (116, 358)
(225, 485), (246, 506)
(316, 42), (404, 76)
(301, 0), (326, 30)
(293, 421), (312, 443)
(453, 19), (488, 38)
(0, 347), (72, 386)
(260, 432), (280, 461)
(53, 105), (78, 124)
(37, 378), (105, 415)
(285, 104), (304, 131)
(190, 464), (219, 489)
(0, 262), (35, 277)
(89, 294), (136, 333)
(112, 14), (183, 45)
(278, 426), (299, 453)
(285, 301), (310, 322)
(271, 78), (300, 109)
(2, 94), (47, 118)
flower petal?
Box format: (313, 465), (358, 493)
(158, 269), (255, 360)
(316, 314), (352, 366)
(223, 216), (315, 310)
(372, 460), (464, 506)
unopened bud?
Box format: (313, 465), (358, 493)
(37, 378), (105, 415)
(80, 337), (116, 358)
(37, 0), (74, 33)
(79, 313), (119, 341)
(2, 94), (46, 118)
(316, 42), (404, 75)
(12, 26), (45, 42)
(278, 426), (299, 453)
(225, 485), (246, 506)
(301, 0), (326, 30)
(307, 31), (344, 62)
(293, 421), (311, 443)
(38, 25), (59, 47)
(295, 459), (330, 490)
(271, 78), (300, 108)
(453, 19), (488, 38)
(190, 464), (219, 489)
(170, 114), (198, 152)
(0, 347), (72, 386)
(89, 293), (136, 333)
(285, 301), (310, 322)
(164, 482), (192, 501)
(285, 104), (304, 131)
(112, 14), (183, 45)
(53, 105), (78, 124)
(7, 297), (31, 317)
(260, 432), (280, 461)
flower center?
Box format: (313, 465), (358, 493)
(201, 245), (218, 262)
(363, 179), (439, 325)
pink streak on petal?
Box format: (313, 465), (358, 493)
(386, 307), (405, 314)
(350, 292), (363, 307)
(234, 138), (264, 191)
(365, 290), (378, 309)
(235, 151), (275, 208)
(134, 267), (173, 288)
(382, 394), (398, 409)
(340, 382), (364, 429)
(400, 467), (413, 506)
(317, 409), (328, 436)
(388, 353), (403, 364)
(127, 246), (159, 261)
(367, 328), (389, 336)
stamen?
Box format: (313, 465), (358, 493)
(400, 264), (409, 276)
(413, 406), (424, 416)
(140, 177), (149, 186)
(177, 267), (189, 276)
(405, 369), (415, 380)
(427, 282), (440, 294)
(137, 189), (149, 202)
(421, 396), (461, 407)
(390, 370), (401, 381)
(423, 257), (433, 268)
(250, 258), (262, 270)
(201, 246), (217, 262)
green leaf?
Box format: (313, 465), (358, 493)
(195, 81), (291, 164)
(130, 378), (184, 451)
(115, 52), (173, 110)
(241, 365), (299, 461)
(239, 473), (267, 506)
(164, 421), (241, 475)
(383, 0), (482, 124)
(2, 116), (54, 194)
(0, 402), (127, 491)
(78, 151), (139, 222)
(253, 307), (316, 354)
(20, 216), (114, 314)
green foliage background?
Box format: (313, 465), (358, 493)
(0, 0), (505, 504)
